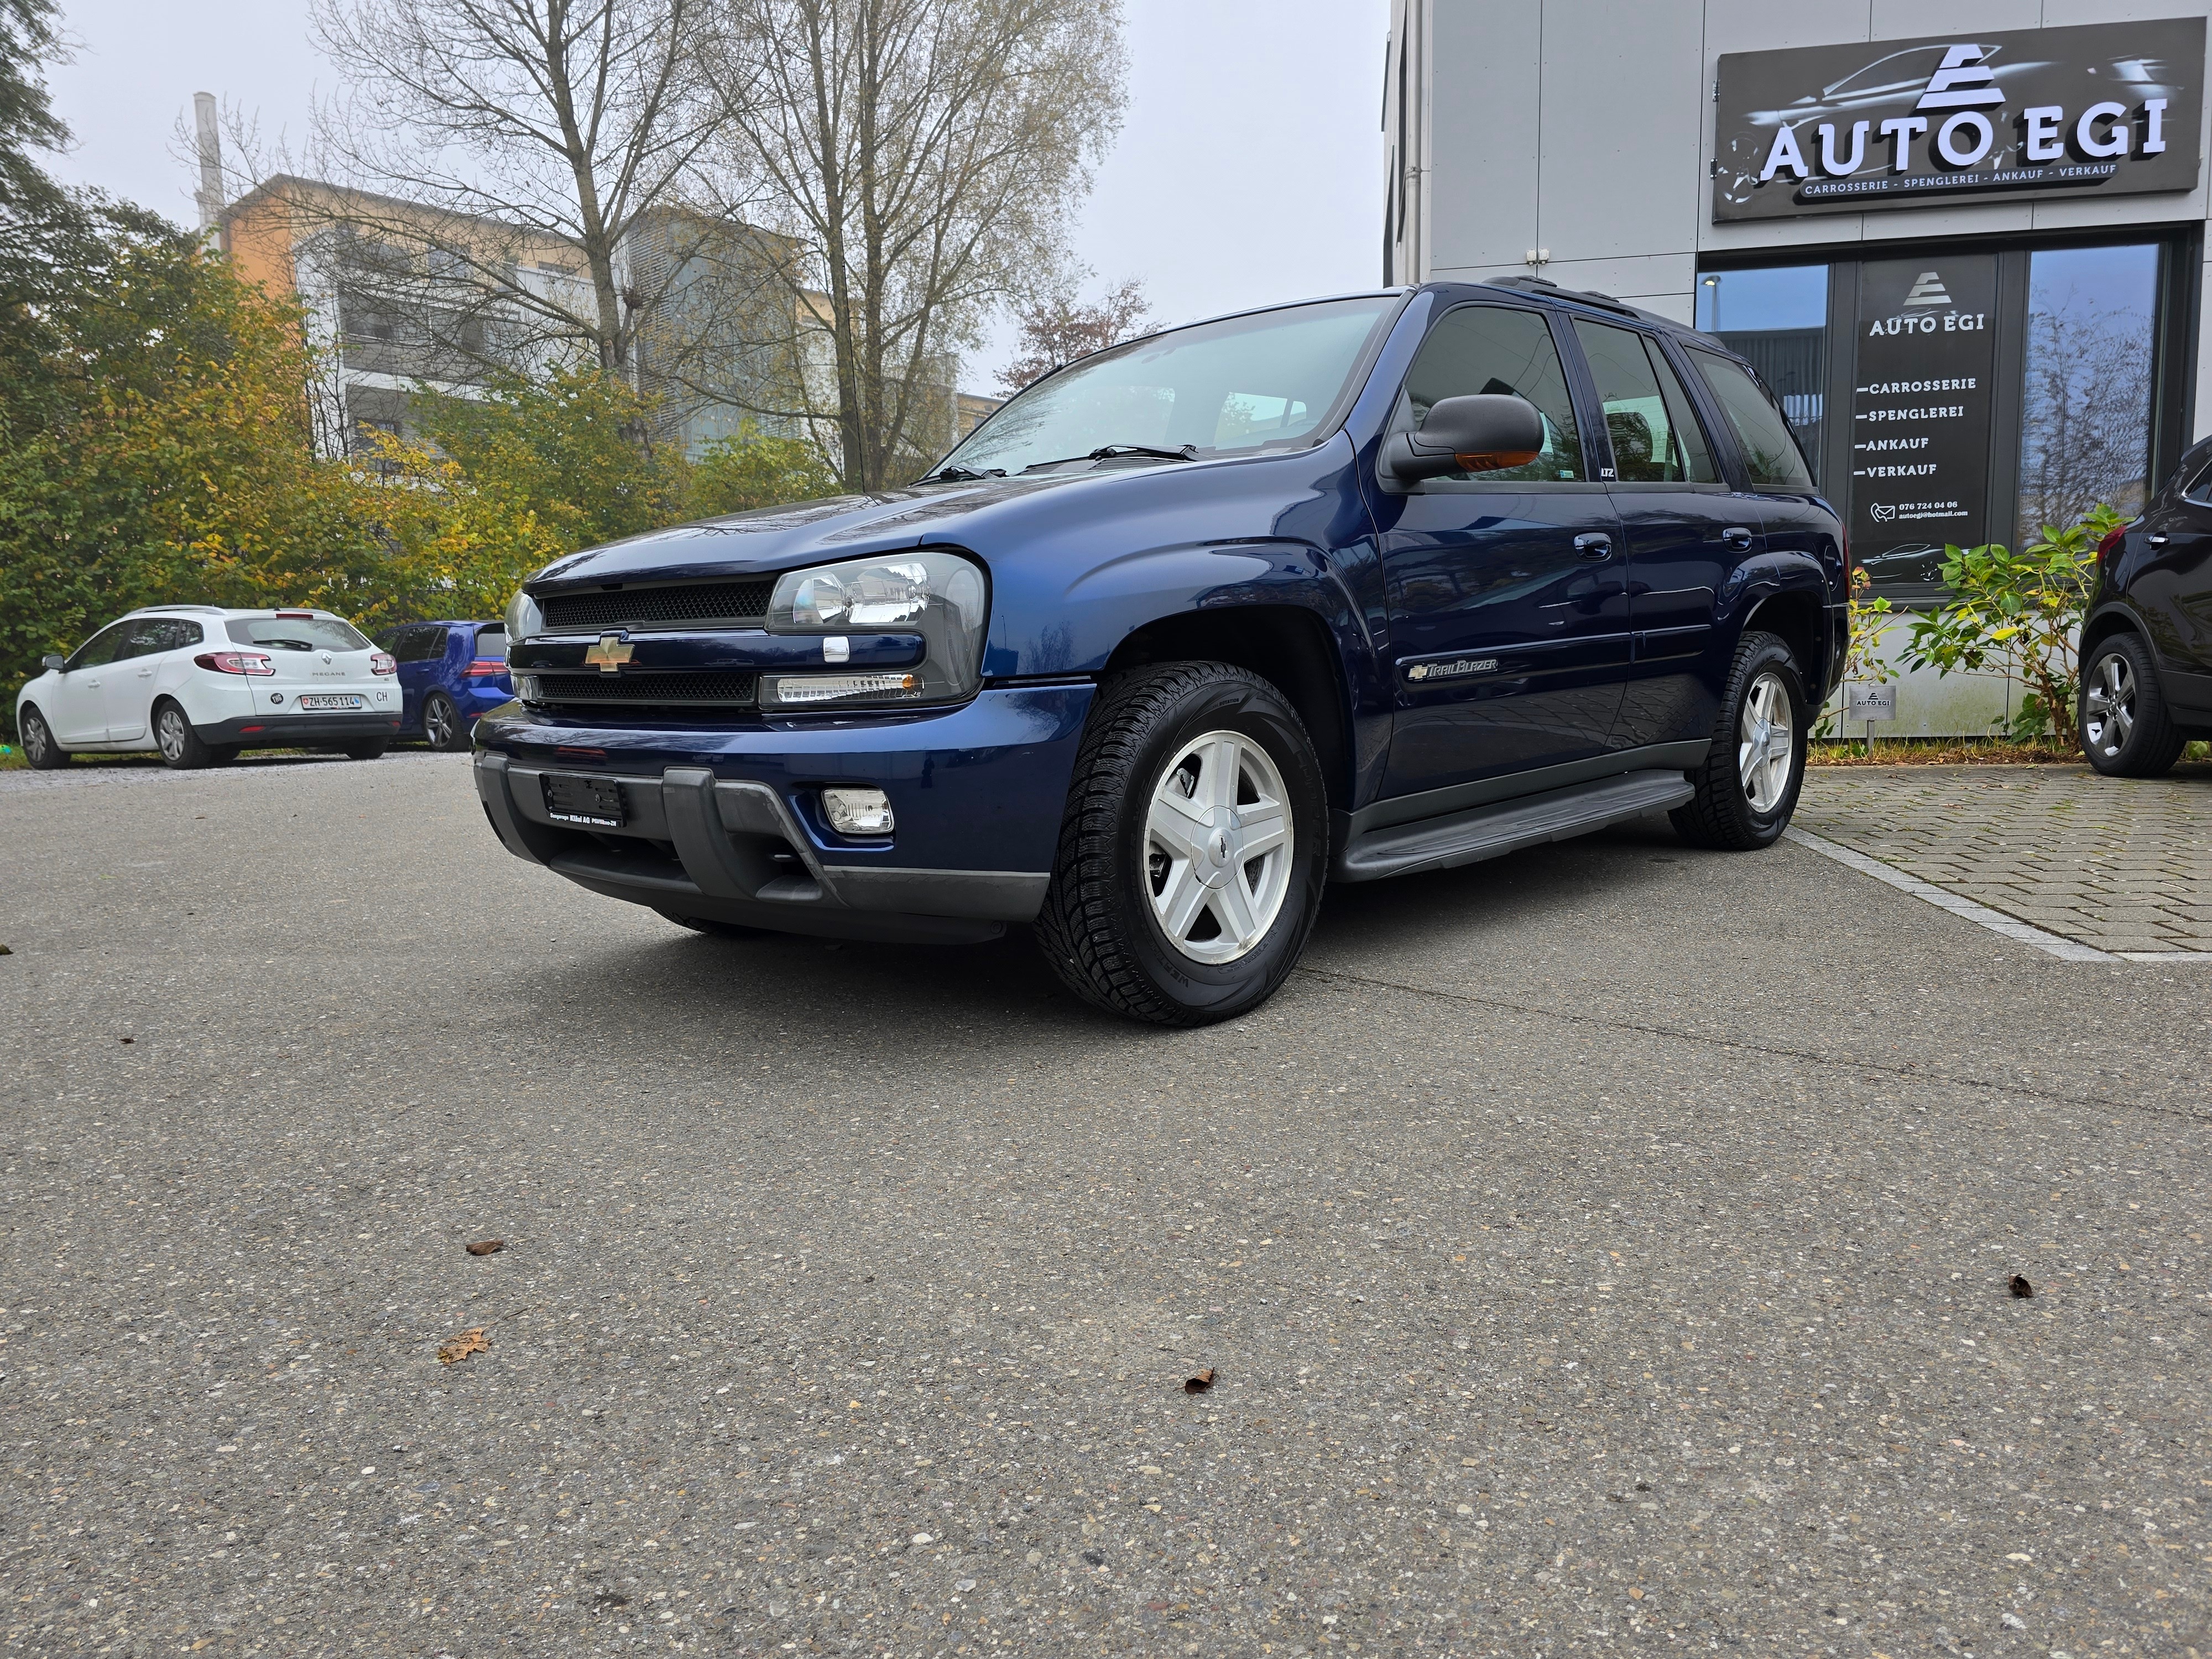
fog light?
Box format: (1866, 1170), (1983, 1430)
(821, 786), (894, 836)
(766, 672), (921, 707)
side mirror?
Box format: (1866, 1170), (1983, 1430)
(1380, 394), (1546, 487)
(41, 655), (65, 674)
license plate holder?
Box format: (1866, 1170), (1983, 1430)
(297, 693), (365, 711)
(543, 773), (625, 828)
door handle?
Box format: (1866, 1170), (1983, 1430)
(2148, 533), (2170, 547)
(1721, 526), (1755, 550)
(1574, 533), (1613, 560)
(137, 667), (155, 677)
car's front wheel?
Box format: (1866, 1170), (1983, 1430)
(154, 701), (218, 770)
(1671, 629), (1808, 851)
(19, 705), (68, 769)
(421, 690), (467, 752)
(2080, 633), (2184, 778)
(1035, 662), (1328, 1026)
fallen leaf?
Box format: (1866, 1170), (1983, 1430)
(437, 1327), (488, 1364)
(1183, 1368), (1215, 1395)
(466, 1239), (505, 1256)
(0, 943), (13, 955)
(119, 1036), (134, 1044)
(2008, 1275), (2034, 1299)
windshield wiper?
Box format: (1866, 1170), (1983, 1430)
(919, 465), (1005, 483)
(1021, 443), (1198, 473)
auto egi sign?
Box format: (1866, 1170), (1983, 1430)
(1713, 18), (2204, 221)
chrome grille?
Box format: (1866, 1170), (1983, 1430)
(527, 671), (759, 708)
(540, 580), (773, 632)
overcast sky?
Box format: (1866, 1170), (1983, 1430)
(39, 0), (1391, 388)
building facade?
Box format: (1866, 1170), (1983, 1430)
(1386, 3), (2212, 734)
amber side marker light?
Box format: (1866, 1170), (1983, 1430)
(1455, 448), (1541, 472)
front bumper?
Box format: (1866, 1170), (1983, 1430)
(471, 683), (1095, 944)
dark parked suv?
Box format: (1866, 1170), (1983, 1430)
(2079, 446), (2212, 775)
(475, 280), (1845, 1024)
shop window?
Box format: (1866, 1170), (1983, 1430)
(2017, 244), (2159, 542)
(1695, 264), (1827, 483)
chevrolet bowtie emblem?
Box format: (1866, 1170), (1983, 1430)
(583, 632), (634, 675)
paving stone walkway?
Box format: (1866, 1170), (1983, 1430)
(1794, 761), (2212, 956)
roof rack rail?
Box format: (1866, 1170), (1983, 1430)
(1486, 273), (1641, 317)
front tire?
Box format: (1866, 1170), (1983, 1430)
(19, 705), (69, 769)
(2080, 633), (2184, 778)
(154, 701), (217, 770)
(1035, 662), (1328, 1026)
(1671, 630), (1808, 851)
(421, 690), (467, 752)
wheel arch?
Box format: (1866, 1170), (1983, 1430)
(1100, 602), (1355, 814)
(2080, 600), (2152, 667)
(1739, 585), (1829, 692)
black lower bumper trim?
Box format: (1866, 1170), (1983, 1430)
(196, 713), (402, 746)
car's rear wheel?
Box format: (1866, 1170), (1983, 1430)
(2079, 633), (2184, 778)
(19, 706), (68, 769)
(421, 691), (467, 752)
(344, 740), (389, 761)
(206, 744), (240, 765)
(1671, 629), (1808, 851)
(1035, 661), (1328, 1026)
(154, 701), (218, 770)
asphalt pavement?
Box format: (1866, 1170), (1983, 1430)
(2, 752), (2206, 1658)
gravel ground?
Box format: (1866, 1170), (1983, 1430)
(1, 752), (2206, 1658)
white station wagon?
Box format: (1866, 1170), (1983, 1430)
(14, 606), (403, 769)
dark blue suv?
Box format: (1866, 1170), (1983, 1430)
(377, 620), (511, 750)
(476, 281), (1844, 1024)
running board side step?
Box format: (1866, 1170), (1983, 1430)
(1332, 768), (1695, 883)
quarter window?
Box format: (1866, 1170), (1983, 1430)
(1397, 306), (1584, 483)
(1572, 321), (1718, 484)
(1686, 349), (1814, 490)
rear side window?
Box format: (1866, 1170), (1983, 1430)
(124, 617), (205, 655)
(1572, 321), (1718, 484)
(393, 625), (450, 662)
(227, 615), (374, 653)
(1686, 348), (1814, 489)
(1397, 305), (1584, 482)
(472, 627), (508, 661)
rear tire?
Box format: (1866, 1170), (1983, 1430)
(154, 701), (217, 770)
(2079, 633), (2184, 778)
(1034, 661), (1328, 1026)
(19, 705), (68, 769)
(1671, 630), (1808, 851)
(421, 690), (468, 752)
(344, 740), (389, 761)
(206, 744), (240, 765)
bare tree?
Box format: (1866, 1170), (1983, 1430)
(702, 0), (1127, 489)
(998, 274), (1149, 396)
(304, 0), (725, 379)
(2017, 289), (2156, 541)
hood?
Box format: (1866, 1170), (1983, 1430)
(527, 473), (1109, 593)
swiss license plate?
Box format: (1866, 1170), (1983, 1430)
(297, 693), (365, 711)
(543, 773), (624, 828)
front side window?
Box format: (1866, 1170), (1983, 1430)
(1394, 305), (1584, 483)
(1572, 320), (1718, 484)
(942, 295), (1399, 477)
(1687, 349), (1814, 490)
(227, 615), (374, 653)
(64, 622), (132, 672)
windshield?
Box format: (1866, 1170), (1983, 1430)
(226, 615), (374, 653)
(942, 295), (1399, 477)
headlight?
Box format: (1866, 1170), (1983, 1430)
(504, 587), (544, 641)
(763, 550), (987, 709)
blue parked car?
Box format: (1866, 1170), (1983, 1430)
(476, 280), (1844, 1025)
(376, 620), (512, 750)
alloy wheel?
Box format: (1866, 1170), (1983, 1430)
(2082, 650), (2135, 761)
(156, 707), (189, 764)
(425, 696), (456, 749)
(1143, 729), (1293, 964)
(1737, 669), (1795, 813)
